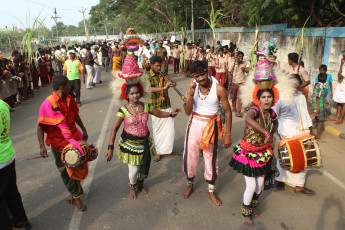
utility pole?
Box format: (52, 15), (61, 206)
(191, 0), (195, 42)
(51, 8), (61, 44)
(79, 7), (90, 42)
(104, 22), (108, 39)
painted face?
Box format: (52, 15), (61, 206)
(127, 86), (140, 103)
(150, 62), (161, 73)
(191, 70), (208, 87)
(259, 91), (273, 110)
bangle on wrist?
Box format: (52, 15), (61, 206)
(108, 145), (114, 150)
(169, 112), (174, 118)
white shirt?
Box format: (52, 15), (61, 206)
(272, 92), (312, 139)
(80, 48), (87, 58)
(192, 77), (219, 116)
(163, 45), (171, 57)
(61, 48), (67, 57)
(55, 50), (62, 58)
(143, 48), (154, 59)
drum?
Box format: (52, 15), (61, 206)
(278, 136), (322, 173)
(62, 143), (98, 168)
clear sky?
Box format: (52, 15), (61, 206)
(0, 0), (99, 30)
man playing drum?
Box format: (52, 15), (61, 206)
(272, 74), (315, 195)
(37, 75), (89, 211)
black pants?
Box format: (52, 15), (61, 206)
(0, 160), (28, 230)
(69, 79), (81, 104)
(174, 58), (180, 73)
(101, 57), (109, 71)
(81, 57), (86, 74)
(56, 60), (63, 75)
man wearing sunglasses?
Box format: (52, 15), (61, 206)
(182, 61), (232, 206)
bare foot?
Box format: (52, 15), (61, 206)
(66, 195), (73, 204)
(130, 190), (137, 199)
(73, 198), (87, 211)
(154, 155), (161, 161)
(242, 216), (254, 227)
(252, 207), (261, 216)
(208, 192), (222, 206)
(335, 120), (343, 124)
(276, 181), (285, 191)
(141, 187), (149, 194)
(182, 186), (194, 199)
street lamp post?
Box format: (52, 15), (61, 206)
(191, 0), (195, 42)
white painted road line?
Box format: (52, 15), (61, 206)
(68, 101), (115, 230)
(321, 168), (345, 191)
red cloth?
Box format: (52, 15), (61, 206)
(208, 66), (216, 77)
(38, 58), (49, 86)
(41, 92), (80, 150)
(216, 72), (226, 87)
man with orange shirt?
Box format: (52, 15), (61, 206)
(37, 75), (89, 211)
(63, 50), (85, 106)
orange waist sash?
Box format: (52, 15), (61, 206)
(192, 112), (225, 151)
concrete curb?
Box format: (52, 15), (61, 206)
(324, 125), (345, 140)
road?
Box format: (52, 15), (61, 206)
(10, 69), (345, 230)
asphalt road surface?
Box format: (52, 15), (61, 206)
(10, 69), (345, 230)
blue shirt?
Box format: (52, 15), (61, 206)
(315, 73), (332, 95)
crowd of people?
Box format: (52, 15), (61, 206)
(1, 34), (345, 230)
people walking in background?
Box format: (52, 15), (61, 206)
(85, 45), (95, 89)
(215, 48), (227, 87)
(333, 52), (345, 124)
(63, 50), (85, 106)
(286, 52), (310, 102)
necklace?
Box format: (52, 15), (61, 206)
(198, 79), (212, 100)
(128, 103), (141, 115)
(260, 106), (272, 132)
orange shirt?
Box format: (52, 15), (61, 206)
(44, 92), (80, 150)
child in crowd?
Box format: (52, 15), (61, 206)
(313, 73), (329, 140)
(313, 64), (333, 115)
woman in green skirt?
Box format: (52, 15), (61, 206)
(106, 84), (180, 198)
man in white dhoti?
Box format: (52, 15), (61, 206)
(146, 55), (175, 161)
(333, 51), (345, 124)
(273, 74), (315, 195)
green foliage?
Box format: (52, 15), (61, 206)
(43, 0), (345, 39)
(0, 30), (23, 52)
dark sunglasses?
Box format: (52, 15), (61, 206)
(191, 71), (208, 78)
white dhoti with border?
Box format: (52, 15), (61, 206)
(273, 93), (313, 188)
(151, 108), (175, 155)
(275, 160), (307, 187)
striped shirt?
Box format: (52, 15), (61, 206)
(145, 69), (171, 109)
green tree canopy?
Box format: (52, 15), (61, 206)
(88, 0), (345, 35)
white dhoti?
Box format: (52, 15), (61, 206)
(151, 108), (175, 155)
(93, 66), (101, 83)
(333, 82), (345, 103)
(273, 93), (312, 188)
(85, 65), (95, 88)
(275, 159), (307, 187)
